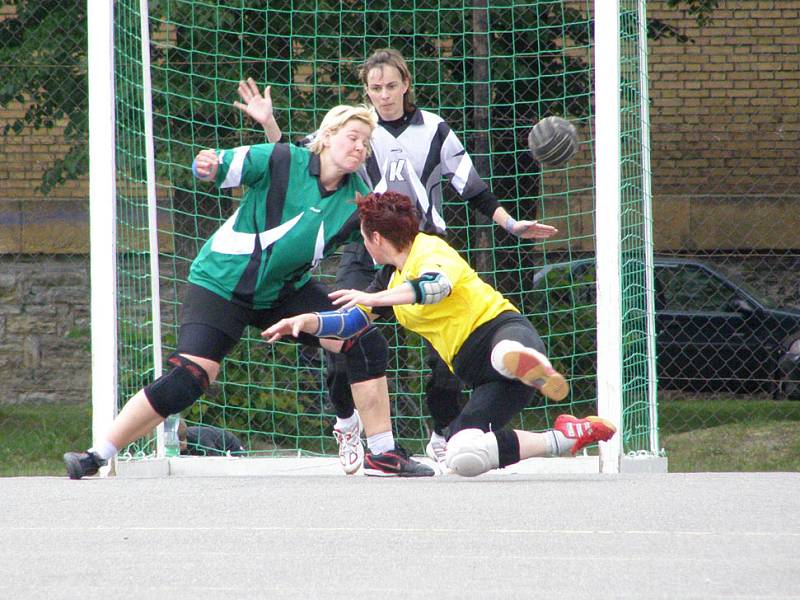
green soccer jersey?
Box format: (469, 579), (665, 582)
(189, 143), (369, 308)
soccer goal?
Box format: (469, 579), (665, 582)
(89, 0), (664, 476)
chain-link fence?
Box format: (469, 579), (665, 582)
(1, 1), (798, 473)
(0, 3), (92, 474)
(645, 3), (800, 470)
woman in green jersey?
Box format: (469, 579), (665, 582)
(63, 107), (433, 479)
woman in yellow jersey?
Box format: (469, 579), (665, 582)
(263, 191), (616, 477)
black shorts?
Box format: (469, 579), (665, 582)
(452, 312), (545, 388)
(176, 281), (338, 362)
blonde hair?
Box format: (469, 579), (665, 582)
(359, 48), (416, 113)
(307, 104), (378, 155)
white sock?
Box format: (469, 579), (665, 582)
(89, 439), (118, 461)
(367, 431), (394, 454)
(335, 411), (360, 433)
(545, 430), (575, 457)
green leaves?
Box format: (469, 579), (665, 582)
(0, 1), (88, 194)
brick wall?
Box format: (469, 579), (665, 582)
(647, 0), (800, 250)
(0, 32), (89, 254)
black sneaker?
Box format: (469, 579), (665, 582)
(63, 451), (107, 480)
(363, 446), (435, 477)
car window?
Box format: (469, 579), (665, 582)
(655, 264), (739, 312)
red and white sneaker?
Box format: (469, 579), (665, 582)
(491, 340), (569, 401)
(333, 413), (364, 475)
(554, 414), (617, 455)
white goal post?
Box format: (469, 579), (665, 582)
(88, 0), (665, 477)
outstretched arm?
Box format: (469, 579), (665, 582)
(331, 272), (451, 309)
(261, 306), (376, 343)
(492, 205), (559, 240)
(233, 77), (282, 143)
(330, 286), (414, 310)
(261, 313), (320, 343)
(439, 125), (558, 241)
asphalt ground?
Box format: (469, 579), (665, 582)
(1, 472), (798, 600)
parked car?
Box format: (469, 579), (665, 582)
(531, 256), (800, 398)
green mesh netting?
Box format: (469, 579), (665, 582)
(112, 0), (655, 459)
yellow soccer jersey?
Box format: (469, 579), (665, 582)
(375, 233), (518, 370)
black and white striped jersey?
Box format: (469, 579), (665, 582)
(295, 108), (500, 235)
(361, 109), (497, 234)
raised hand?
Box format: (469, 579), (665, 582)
(233, 77), (274, 127)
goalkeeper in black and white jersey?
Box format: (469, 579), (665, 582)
(235, 48), (558, 472)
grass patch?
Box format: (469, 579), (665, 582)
(2, 398), (799, 475)
(659, 398), (800, 471)
(0, 404), (92, 477)
(663, 422), (800, 472)
(659, 398), (800, 434)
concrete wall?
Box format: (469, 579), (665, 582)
(0, 256), (90, 403)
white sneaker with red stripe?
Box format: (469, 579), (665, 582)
(554, 414), (617, 455)
(490, 340), (569, 401)
(332, 412), (364, 475)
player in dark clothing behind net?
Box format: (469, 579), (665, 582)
(263, 191), (617, 477)
(178, 419), (245, 456)
(63, 105), (433, 479)
(235, 48), (558, 472)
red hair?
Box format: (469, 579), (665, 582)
(356, 191), (419, 250)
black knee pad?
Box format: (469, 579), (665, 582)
(341, 326), (388, 384)
(494, 429), (521, 468)
(144, 354), (210, 418)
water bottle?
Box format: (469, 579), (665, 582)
(164, 414), (180, 457)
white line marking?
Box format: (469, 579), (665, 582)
(2, 525), (798, 537)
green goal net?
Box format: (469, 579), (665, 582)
(109, 0), (657, 465)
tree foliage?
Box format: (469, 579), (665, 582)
(0, 0), (87, 194)
(0, 0), (718, 195)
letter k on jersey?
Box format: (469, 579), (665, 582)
(388, 159), (406, 182)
